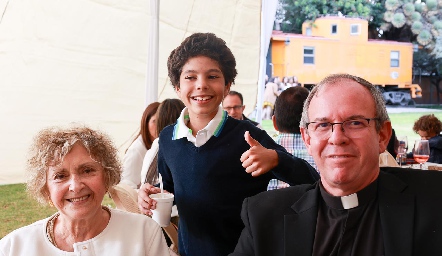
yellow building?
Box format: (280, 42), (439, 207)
(270, 16), (421, 101)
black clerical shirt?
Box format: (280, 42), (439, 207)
(313, 179), (384, 256)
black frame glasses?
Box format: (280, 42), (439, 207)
(306, 118), (379, 139)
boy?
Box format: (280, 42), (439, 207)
(138, 33), (319, 256)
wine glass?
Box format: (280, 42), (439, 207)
(396, 136), (408, 167)
(413, 139), (430, 170)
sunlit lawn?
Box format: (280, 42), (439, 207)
(1, 107), (441, 238)
(0, 184), (115, 238)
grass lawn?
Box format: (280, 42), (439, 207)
(1, 107), (441, 238)
(0, 184), (115, 238)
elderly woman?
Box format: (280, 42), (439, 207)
(0, 125), (170, 255)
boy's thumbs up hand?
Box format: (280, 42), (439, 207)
(244, 130), (260, 147)
(240, 131), (279, 177)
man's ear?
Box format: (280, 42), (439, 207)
(301, 127), (312, 155)
(272, 115), (279, 131)
(378, 121), (392, 154)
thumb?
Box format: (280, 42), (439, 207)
(244, 131), (260, 147)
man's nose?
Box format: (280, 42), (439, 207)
(328, 123), (349, 144)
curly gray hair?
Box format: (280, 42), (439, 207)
(26, 124), (121, 205)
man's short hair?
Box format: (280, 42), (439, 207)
(227, 91), (243, 105)
(300, 74), (389, 132)
(274, 87), (309, 134)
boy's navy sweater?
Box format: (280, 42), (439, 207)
(158, 116), (319, 256)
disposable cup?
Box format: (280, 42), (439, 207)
(149, 193), (174, 227)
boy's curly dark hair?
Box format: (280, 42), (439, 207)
(413, 114), (442, 135)
(167, 33), (237, 88)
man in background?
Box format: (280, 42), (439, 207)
(222, 91), (260, 127)
(268, 86), (317, 190)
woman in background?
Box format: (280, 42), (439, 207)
(0, 124), (169, 255)
(141, 98), (185, 185)
(121, 102), (160, 188)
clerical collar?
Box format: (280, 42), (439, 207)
(319, 179), (378, 210)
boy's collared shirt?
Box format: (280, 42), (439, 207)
(172, 106), (227, 147)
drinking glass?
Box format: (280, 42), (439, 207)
(396, 136), (408, 167)
(413, 139), (430, 170)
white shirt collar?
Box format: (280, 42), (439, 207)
(172, 106), (228, 147)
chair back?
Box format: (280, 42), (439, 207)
(108, 183), (179, 255)
(379, 151), (399, 167)
(108, 183), (141, 213)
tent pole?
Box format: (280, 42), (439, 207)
(145, 0), (160, 107)
(255, 0), (266, 124)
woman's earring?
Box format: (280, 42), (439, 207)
(48, 198), (54, 207)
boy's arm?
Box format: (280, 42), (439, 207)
(272, 151), (319, 185)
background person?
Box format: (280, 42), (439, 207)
(0, 124), (169, 256)
(268, 86), (318, 190)
(222, 90), (260, 127)
(230, 74), (442, 255)
(141, 98), (185, 185)
(412, 114), (442, 164)
(121, 102), (160, 189)
(138, 32), (319, 256)
(262, 77), (280, 120)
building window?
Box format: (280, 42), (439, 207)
(306, 27), (312, 36)
(331, 24), (337, 34)
(390, 51), (400, 67)
(303, 47), (315, 64)
(350, 24), (360, 35)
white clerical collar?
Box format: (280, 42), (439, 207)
(340, 193), (359, 209)
(319, 179), (378, 210)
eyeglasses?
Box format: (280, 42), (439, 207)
(306, 118), (379, 139)
(223, 105), (243, 111)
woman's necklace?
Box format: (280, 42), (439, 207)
(46, 206), (111, 249)
(46, 212), (60, 247)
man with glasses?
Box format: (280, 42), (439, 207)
(222, 91), (260, 127)
(230, 74), (442, 255)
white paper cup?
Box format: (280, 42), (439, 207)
(149, 193), (174, 227)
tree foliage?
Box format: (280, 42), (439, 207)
(278, 0), (442, 75)
(381, 0), (442, 53)
(278, 0), (380, 34)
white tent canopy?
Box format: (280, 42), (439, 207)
(0, 0), (277, 184)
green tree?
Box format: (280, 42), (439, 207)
(381, 0), (442, 51)
(278, 0), (379, 34)
(278, 0), (441, 51)
(278, 0), (442, 103)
